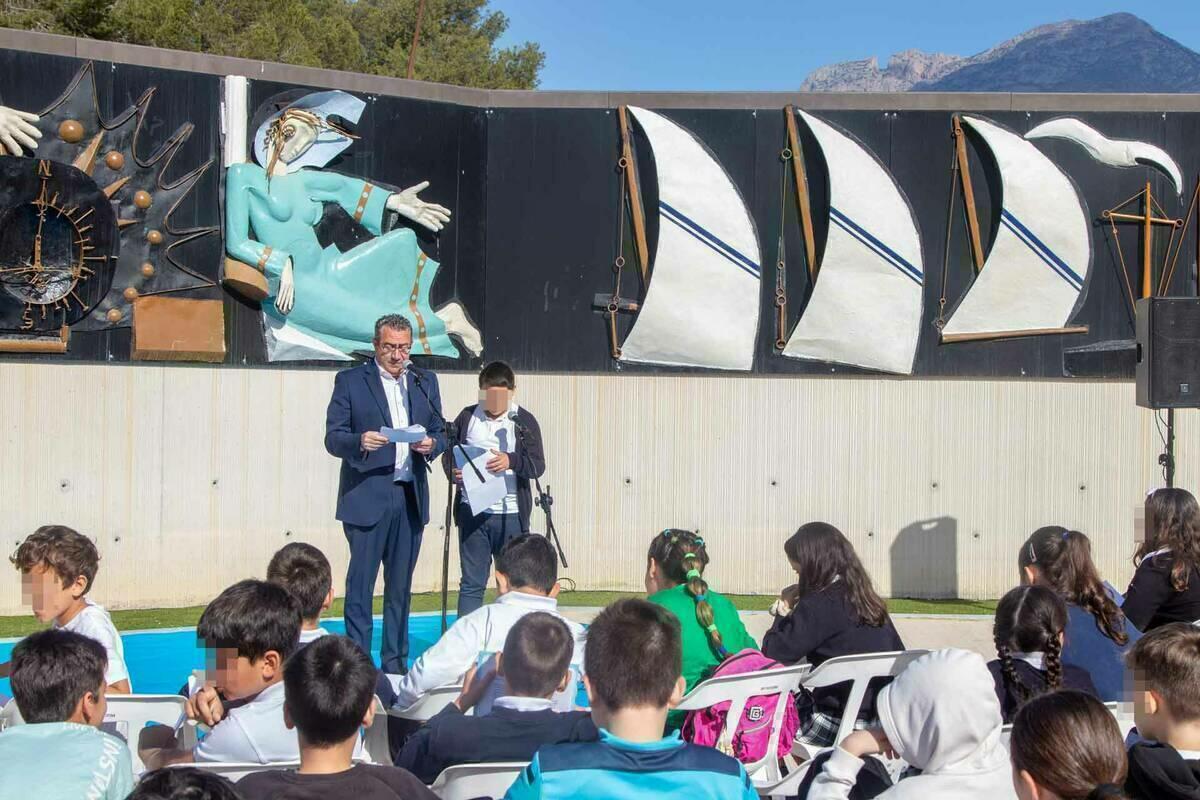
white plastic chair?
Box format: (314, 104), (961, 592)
(1000, 700), (1133, 751)
(0, 697), (23, 730)
(388, 683), (464, 721)
(429, 761), (527, 800)
(362, 695), (391, 764)
(674, 662), (812, 786)
(178, 761), (301, 782)
(103, 693), (196, 775)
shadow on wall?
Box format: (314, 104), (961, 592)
(891, 517), (958, 599)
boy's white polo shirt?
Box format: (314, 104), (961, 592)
(55, 600), (130, 689)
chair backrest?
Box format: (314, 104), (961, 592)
(0, 698), (24, 731)
(795, 650), (930, 759)
(998, 701), (1131, 753)
(429, 762), (527, 800)
(674, 662), (811, 785)
(361, 695), (391, 765)
(103, 693), (195, 776)
(177, 761), (301, 782)
(388, 682), (464, 721)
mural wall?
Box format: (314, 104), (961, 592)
(0, 46), (1197, 379)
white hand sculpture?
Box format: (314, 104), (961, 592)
(386, 181), (452, 232)
(275, 257), (295, 315)
(0, 106), (41, 156)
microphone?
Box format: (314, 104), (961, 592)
(403, 359), (424, 380)
(507, 410), (529, 435)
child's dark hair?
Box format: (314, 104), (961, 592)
(585, 598), (681, 711)
(647, 529), (728, 660)
(1020, 526), (1127, 645)
(1010, 690), (1127, 800)
(197, 579), (301, 662)
(129, 767), (241, 800)
(283, 635), (377, 747)
(479, 360), (516, 390)
(1139, 488), (1200, 592)
(784, 522), (888, 627)
(496, 534), (557, 593)
(502, 612), (574, 697)
(10, 525), (100, 593)
(267, 542), (332, 621)
(1125, 622), (1200, 721)
(10, 628), (106, 723)
(994, 585), (1068, 706)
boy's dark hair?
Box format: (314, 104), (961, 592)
(129, 767), (241, 800)
(10, 628), (106, 723)
(283, 635), (377, 746)
(197, 579), (301, 662)
(10, 525), (100, 594)
(503, 612), (574, 697)
(267, 542), (332, 621)
(496, 534), (557, 594)
(585, 598), (681, 710)
(478, 360), (516, 390)
(994, 585), (1068, 707)
(1126, 622), (1200, 721)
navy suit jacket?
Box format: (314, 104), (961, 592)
(324, 361), (448, 527)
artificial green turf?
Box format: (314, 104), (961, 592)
(0, 592), (997, 638)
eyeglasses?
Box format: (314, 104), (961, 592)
(377, 343), (412, 355)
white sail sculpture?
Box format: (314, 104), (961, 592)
(941, 115), (1092, 341)
(619, 106), (762, 371)
(1026, 117), (1183, 197)
(781, 111), (925, 374)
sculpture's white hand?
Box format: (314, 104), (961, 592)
(0, 107), (41, 156)
(386, 181), (452, 232)
(275, 257), (295, 315)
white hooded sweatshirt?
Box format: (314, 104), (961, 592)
(807, 648), (1017, 800)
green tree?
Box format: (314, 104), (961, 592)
(1, 0), (543, 89)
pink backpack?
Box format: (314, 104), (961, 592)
(681, 648), (801, 763)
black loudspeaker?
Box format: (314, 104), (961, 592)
(1136, 297), (1200, 409)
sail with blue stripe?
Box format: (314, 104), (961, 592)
(941, 115), (1092, 339)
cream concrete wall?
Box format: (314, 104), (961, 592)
(0, 362), (1183, 615)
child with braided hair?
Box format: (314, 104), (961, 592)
(645, 529), (758, 695)
(987, 585), (1098, 723)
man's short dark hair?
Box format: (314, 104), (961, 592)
(503, 612), (574, 697)
(479, 360), (516, 390)
(10, 525), (100, 593)
(585, 599), (682, 711)
(496, 534), (557, 593)
(374, 313), (412, 340)
(197, 579), (301, 662)
(10, 628), (106, 723)
(283, 635), (377, 746)
(1127, 622), (1200, 720)
(267, 542), (332, 621)
(129, 767), (240, 800)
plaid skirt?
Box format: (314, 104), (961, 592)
(798, 711), (875, 748)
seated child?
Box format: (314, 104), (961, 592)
(1, 525), (130, 692)
(806, 649), (1016, 799)
(390, 534), (584, 711)
(267, 542), (334, 644)
(398, 612), (599, 783)
(1124, 487), (1200, 632)
(1124, 623), (1200, 799)
(988, 584), (1098, 722)
(646, 529), (758, 693)
(761, 522), (904, 748)
(238, 635), (436, 800)
(1018, 526), (1140, 701)
(0, 629), (134, 800)
(139, 579), (303, 767)
(504, 599), (756, 800)
(129, 767), (241, 800)
(1009, 690), (1127, 800)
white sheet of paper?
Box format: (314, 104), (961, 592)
(454, 444), (507, 516)
(381, 424), (426, 444)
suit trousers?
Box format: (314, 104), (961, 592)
(343, 480), (423, 673)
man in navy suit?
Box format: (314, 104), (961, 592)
(324, 314), (447, 673)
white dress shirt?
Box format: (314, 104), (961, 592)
(464, 402), (520, 514)
(376, 361), (413, 483)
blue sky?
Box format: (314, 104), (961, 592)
(490, 1), (1200, 90)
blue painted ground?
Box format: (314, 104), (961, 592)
(0, 614), (455, 696)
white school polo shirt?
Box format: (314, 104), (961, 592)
(194, 682), (298, 764)
(56, 600), (130, 689)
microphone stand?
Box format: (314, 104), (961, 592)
(510, 415), (569, 568)
(408, 365), (483, 633)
